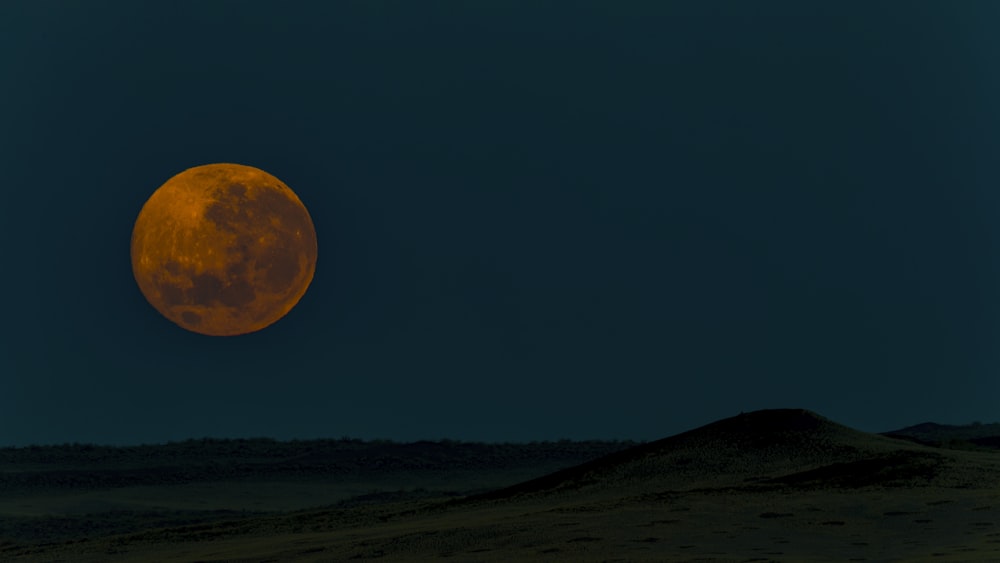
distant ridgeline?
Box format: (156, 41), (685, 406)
(0, 437), (640, 461)
(881, 421), (1000, 451)
(0, 438), (641, 489)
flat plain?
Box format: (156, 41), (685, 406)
(4, 409), (1000, 562)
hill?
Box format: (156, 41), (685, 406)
(6, 409), (1000, 562)
(0, 438), (636, 545)
(881, 420), (1000, 451)
(471, 408), (979, 501)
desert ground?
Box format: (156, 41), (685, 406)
(3, 409), (1000, 562)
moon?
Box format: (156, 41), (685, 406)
(131, 163), (318, 336)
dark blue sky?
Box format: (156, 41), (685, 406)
(3, 1), (1000, 446)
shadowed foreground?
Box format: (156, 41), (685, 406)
(4, 409), (1000, 561)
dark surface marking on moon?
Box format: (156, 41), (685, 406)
(197, 180), (314, 300)
(158, 277), (185, 307)
(234, 234), (255, 257)
(218, 279), (256, 307)
(164, 261), (180, 275)
(226, 260), (248, 278)
(261, 246), (300, 292)
(204, 184), (251, 232)
(181, 311), (202, 325)
(188, 272), (257, 308)
(224, 183), (247, 200)
(221, 187), (312, 293)
(256, 188), (315, 246)
(189, 273), (224, 306)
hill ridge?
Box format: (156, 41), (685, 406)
(470, 408), (959, 500)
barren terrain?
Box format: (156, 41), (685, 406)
(4, 409), (1000, 561)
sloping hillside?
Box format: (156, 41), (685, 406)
(882, 420), (1000, 451)
(472, 409), (990, 500)
(8, 409), (1000, 562)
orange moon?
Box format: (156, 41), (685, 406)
(131, 163), (318, 336)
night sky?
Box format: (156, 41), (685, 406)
(3, 1), (1000, 447)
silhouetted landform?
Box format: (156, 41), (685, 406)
(5, 409), (1000, 562)
(0, 437), (638, 490)
(0, 438), (636, 545)
(881, 420), (1000, 451)
(467, 409), (994, 502)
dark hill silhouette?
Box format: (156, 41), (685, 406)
(0, 439), (636, 492)
(470, 409), (984, 501)
(9, 409), (1000, 562)
(889, 421), (950, 434)
(881, 420), (1000, 451)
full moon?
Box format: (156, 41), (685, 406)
(131, 163), (318, 336)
